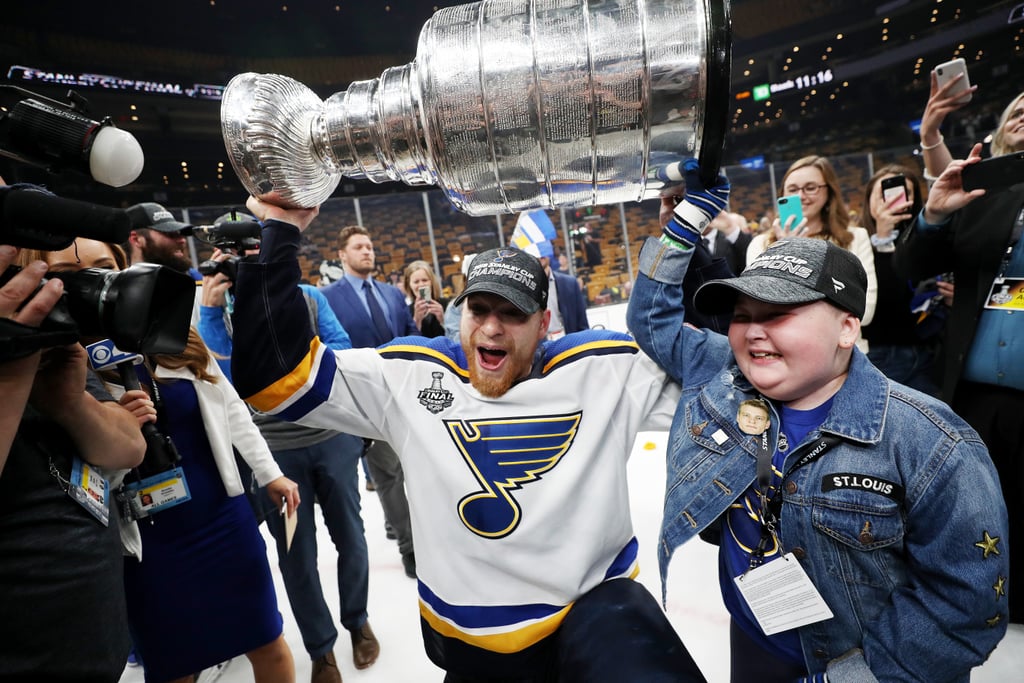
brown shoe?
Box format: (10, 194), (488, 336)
(311, 651), (341, 683)
(350, 622), (380, 669)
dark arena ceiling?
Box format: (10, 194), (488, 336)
(0, 0), (1020, 207)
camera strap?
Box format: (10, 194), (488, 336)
(0, 317), (78, 361)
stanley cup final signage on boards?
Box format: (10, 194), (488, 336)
(220, 0), (731, 216)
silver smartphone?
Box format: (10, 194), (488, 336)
(418, 286), (431, 301)
(934, 58), (972, 105)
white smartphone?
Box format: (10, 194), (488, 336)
(418, 286), (431, 302)
(933, 58), (972, 105)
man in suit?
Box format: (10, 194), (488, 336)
(700, 207), (751, 276)
(536, 242), (590, 338)
(320, 225), (418, 581)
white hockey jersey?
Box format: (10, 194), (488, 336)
(247, 331), (679, 654)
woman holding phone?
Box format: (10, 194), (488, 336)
(746, 155), (878, 328)
(403, 260), (448, 338)
(861, 164), (941, 396)
(894, 92), (1024, 621)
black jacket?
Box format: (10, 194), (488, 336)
(893, 184), (1024, 400)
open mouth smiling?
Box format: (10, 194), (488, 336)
(477, 346), (507, 370)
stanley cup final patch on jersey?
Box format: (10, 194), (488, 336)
(821, 473), (905, 502)
(419, 371), (455, 414)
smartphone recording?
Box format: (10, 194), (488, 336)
(933, 58), (972, 105)
(961, 151), (1024, 192)
(881, 175), (908, 207)
(777, 195), (804, 231)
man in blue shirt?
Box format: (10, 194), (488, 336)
(320, 225), (418, 582)
(197, 228), (379, 681)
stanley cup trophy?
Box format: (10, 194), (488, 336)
(221, 0), (731, 216)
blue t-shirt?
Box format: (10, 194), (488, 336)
(719, 397), (834, 665)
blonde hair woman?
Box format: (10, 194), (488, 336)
(403, 259), (448, 337)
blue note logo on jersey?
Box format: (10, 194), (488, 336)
(445, 412), (582, 539)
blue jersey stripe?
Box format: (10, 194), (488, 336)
(418, 582), (563, 628)
(542, 338), (639, 374)
(602, 536), (639, 580)
(276, 346), (339, 421)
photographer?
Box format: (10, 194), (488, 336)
(403, 259), (448, 338)
(0, 238), (148, 678)
(17, 233), (300, 681)
(195, 224), (381, 680)
(0, 248), (61, 467)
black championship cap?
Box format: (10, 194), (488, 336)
(452, 247), (548, 314)
(126, 202), (192, 234)
(694, 237), (867, 318)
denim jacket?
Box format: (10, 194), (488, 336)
(626, 238), (1009, 683)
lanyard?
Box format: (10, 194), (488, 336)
(996, 206), (1024, 281)
(129, 361), (181, 478)
(750, 432), (842, 570)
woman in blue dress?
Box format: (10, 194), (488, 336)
(26, 237), (301, 683)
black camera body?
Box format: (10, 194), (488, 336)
(0, 263), (196, 361)
(0, 185), (194, 362)
(197, 254), (242, 281)
(192, 219), (262, 282)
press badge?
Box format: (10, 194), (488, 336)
(984, 278), (1024, 310)
(68, 458), (110, 526)
(734, 553), (834, 635)
(123, 467), (191, 519)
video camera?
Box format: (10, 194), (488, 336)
(0, 185), (195, 361)
(192, 211), (262, 282)
(0, 85), (144, 188)
(1, 261), (195, 362)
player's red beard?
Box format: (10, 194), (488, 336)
(466, 357), (515, 398)
(463, 341), (534, 398)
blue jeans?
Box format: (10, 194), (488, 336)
(263, 432), (368, 660)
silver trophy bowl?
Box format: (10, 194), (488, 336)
(221, 0), (731, 215)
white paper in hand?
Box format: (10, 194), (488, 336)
(282, 498), (298, 553)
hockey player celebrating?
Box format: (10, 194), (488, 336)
(230, 196), (705, 682)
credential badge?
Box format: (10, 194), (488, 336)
(418, 371), (454, 414)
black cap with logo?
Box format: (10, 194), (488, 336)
(126, 202), (192, 234)
(694, 237), (867, 319)
(453, 247), (548, 315)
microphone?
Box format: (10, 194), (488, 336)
(186, 220), (263, 242)
(0, 92), (144, 187)
(0, 185), (131, 249)
(85, 339), (181, 474)
(85, 338), (144, 372)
